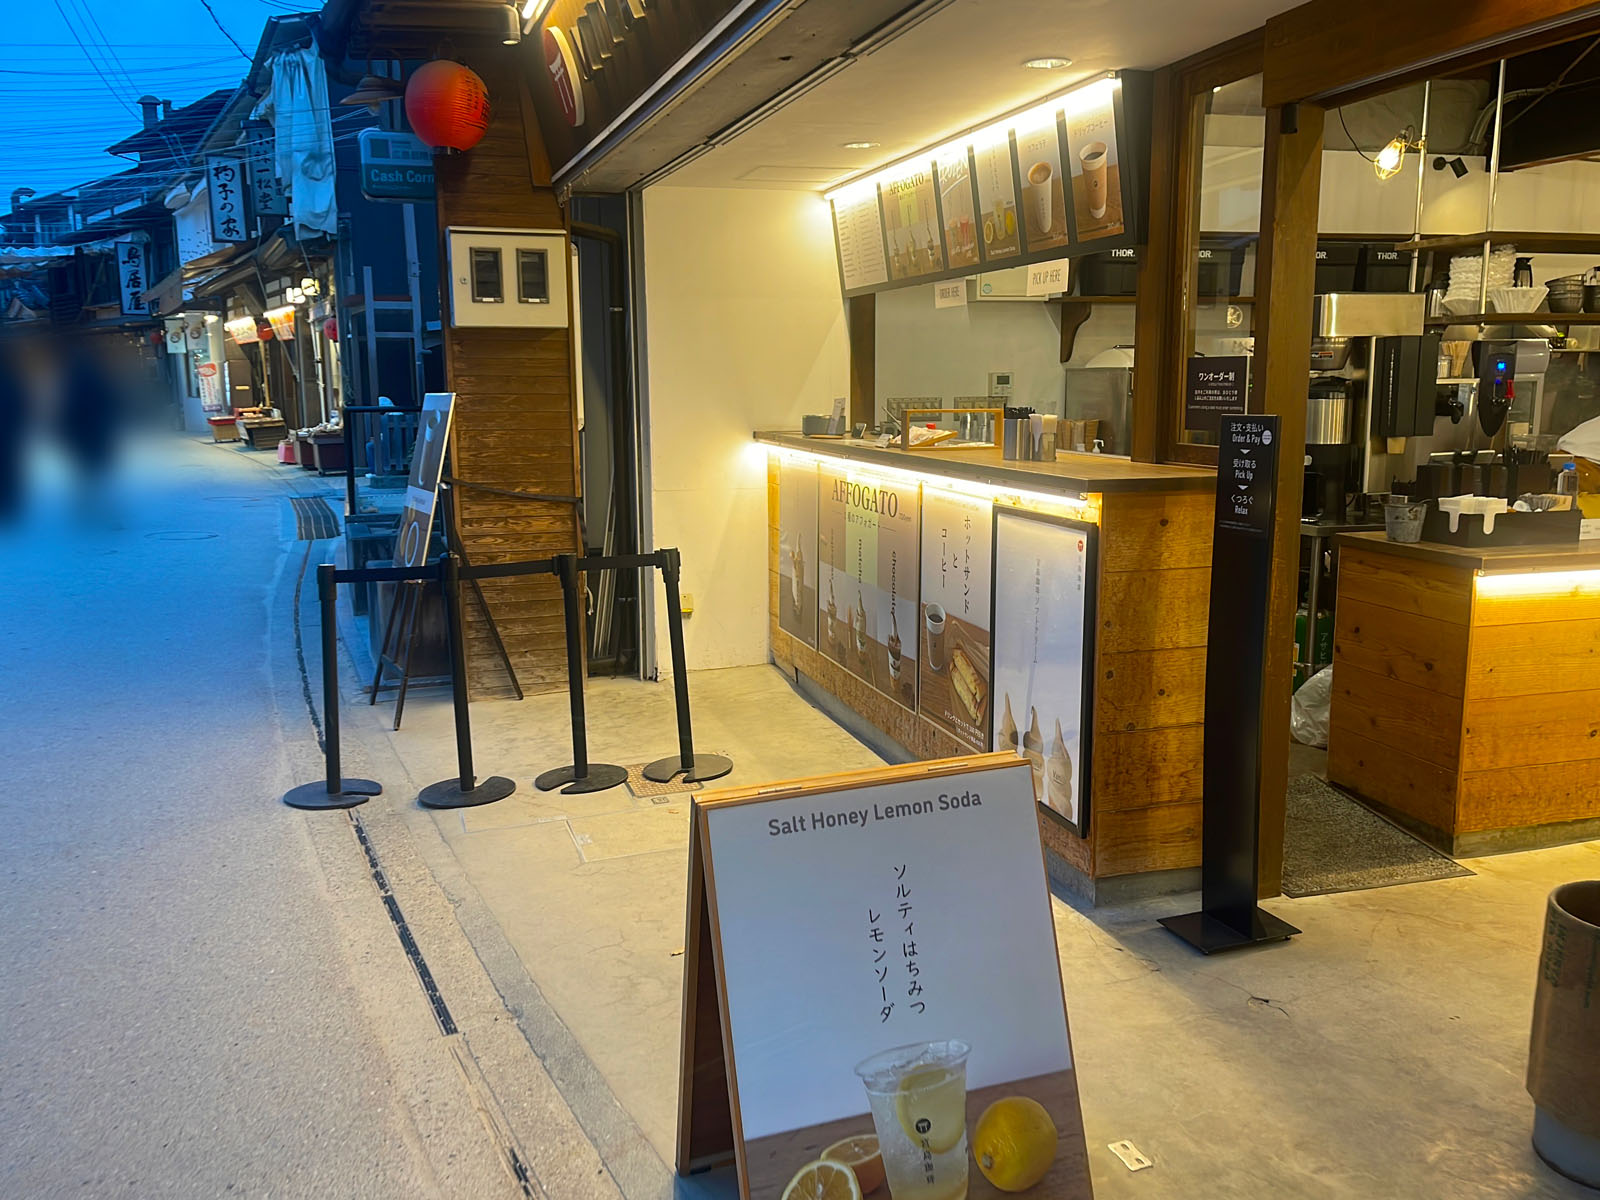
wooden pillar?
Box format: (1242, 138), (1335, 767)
(1252, 101), (1324, 897)
(432, 46), (581, 696)
(848, 293), (875, 428)
(1129, 65), (1178, 464)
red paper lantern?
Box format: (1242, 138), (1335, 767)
(322, 317), (338, 342)
(257, 321), (275, 341)
(405, 60), (490, 152)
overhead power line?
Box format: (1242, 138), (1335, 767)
(198, 0), (254, 61)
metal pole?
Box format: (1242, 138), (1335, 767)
(1407, 80), (1431, 293)
(534, 553), (629, 794)
(344, 414), (356, 517)
(661, 549), (696, 766)
(320, 563), (342, 791)
(1481, 59), (1508, 318)
(442, 553), (476, 790)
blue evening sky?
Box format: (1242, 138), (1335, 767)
(1, 0), (305, 221)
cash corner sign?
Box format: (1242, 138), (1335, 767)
(358, 129), (435, 202)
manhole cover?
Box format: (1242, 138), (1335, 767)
(146, 531), (219, 541)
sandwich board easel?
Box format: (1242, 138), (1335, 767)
(676, 754), (1094, 1199)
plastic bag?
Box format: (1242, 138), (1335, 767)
(1556, 414), (1600, 460)
(1290, 666), (1333, 748)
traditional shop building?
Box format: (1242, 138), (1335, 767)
(315, 0), (1600, 901)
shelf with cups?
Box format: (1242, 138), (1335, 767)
(1424, 311), (1600, 328)
(1395, 231), (1600, 255)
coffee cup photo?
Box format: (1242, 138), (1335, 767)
(1027, 160), (1053, 234)
(925, 603), (947, 672)
(1079, 140), (1109, 220)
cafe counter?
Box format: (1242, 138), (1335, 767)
(1328, 532), (1600, 854)
(758, 430), (1217, 899)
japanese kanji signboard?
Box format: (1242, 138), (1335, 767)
(677, 755), (1092, 1199)
(205, 154), (250, 244)
(116, 240), (147, 317)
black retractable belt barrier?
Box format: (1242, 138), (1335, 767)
(643, 548), (732, 785)
(535, 553), (631, 795)
(283, 563), (384, 810)
(417, 552), (518, 809)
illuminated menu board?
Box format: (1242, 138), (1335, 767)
(829, 72), (1148, 298)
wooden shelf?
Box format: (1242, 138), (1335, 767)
(1426, 310), (1600, 326)
(1064, 294), (1255, 304)
(1396, 231), (1600, 254)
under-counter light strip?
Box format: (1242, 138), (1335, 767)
(824, 73), (1117, 205)
(1474, 567), (1600, 596)
(765, 442), (1097, 519)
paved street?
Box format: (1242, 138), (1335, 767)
(0, 433), (622, 1199)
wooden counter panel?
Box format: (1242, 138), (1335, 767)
(1329, 662), (1464, 771)
(1467, 619), (1600, 699)
(1093, 725), (1204, 811)
(1093, 801), (1203, 876)
(1333, 597), (1469, 696)
(1098, 491), (1215, 571)
(1337, 547), (1473, 625)
(1098, 568), (1211, 653)
(1462, 692), (1600, 772)
(1327, 728), (1459, 838)
(1474, 583), (1600, 627)
(1096, 648), (1207, 733)
(1458, 760), (1600, 833)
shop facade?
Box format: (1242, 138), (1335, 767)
(319, 0), (1600, 896)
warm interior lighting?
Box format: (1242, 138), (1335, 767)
(500, 3), (521, 44)
(842, 141), (880, 150)
(824, 73), (1117, 204)
(1022, 57), (1072, 70)
(520, 0), (554, 31)
(1374, 128), (1415, 181)
(1475, 568), (1600, 598)
(764, 442), (1099, 521)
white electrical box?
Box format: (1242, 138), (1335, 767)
(446, 226), (569, 328)
(987, 371), (1014, 398)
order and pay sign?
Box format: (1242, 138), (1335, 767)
(678, 754), (1092, 1198)
(1217, 415), (1278, 538)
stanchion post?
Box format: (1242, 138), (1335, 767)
(535, 553), (628, 794)
(283, 563), (382, 810)
(644, 548), (732, 785)
(418, 553), (515, 809)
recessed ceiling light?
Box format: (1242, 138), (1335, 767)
(842, 141), (880, 150)
(1022, 56), (1072, 70)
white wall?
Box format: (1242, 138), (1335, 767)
(641, 185), (848, 674)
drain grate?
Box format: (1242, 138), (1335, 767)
(290, 496), (340, 540)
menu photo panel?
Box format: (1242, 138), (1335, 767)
(935, 145), (980, 272)
(778, 458), (820, 648)
(881, 165), (946, 283)
(1063, 78), (1125, 240)
(990, 508), (1098, 837)
(1014, 116), (1071, 255)
(919, 488), (993, 753)
(972, 134), (1022, 263)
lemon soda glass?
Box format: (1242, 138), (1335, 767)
(853, 1039), (971, 1200)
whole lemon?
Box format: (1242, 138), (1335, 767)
(972, 1096), (1058, 1192)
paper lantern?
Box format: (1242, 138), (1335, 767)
(322, 317), (339, 341)
(405, 60), (490, 151)
(257, 321), (275, 341)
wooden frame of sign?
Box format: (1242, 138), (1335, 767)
(676, 753), (1093, 1199)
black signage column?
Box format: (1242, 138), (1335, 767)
(1160, 414), (1300, 954)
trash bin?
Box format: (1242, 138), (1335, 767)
(1527, 880), (1600, 1188)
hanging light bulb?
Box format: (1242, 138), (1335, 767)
(1374, 127), (1415, 181)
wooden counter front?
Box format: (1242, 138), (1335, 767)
(1328, 533), (1600, 854)
(765, 439), (1218, 893)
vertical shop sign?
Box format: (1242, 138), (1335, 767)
(117, 240), (147, 316)
(245, 124), (290, 218)
(205, 155), (250, 243)
(1062, 79), (1125, 240)
(677, 755), (1092, 1198)
(991, 509), (1097, 836)
(919, 489), (993, 752)
(777, 458), (819, 648)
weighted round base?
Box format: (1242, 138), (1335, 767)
(283, 778), (382, 810)
(418, 774), (516, 809)
(534, 763), (629, 794)
(643, 753), (734, 784)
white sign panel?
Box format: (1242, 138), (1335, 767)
(694, 755), (1087, 1198)
(991, 509), (1096, 835)
(919, 488), (993, 752)
(934, 278), (968, 309)
(832, 189), (890, 293)
(1026, 258), (1071, 297)
(395, 392), (456, 568)
(117, 241), (147, 316)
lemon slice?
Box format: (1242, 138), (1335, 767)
(822, 1134), (884, 1195)
(781, 1159), (862, 1200)
(895, 1066), (966, 1154)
